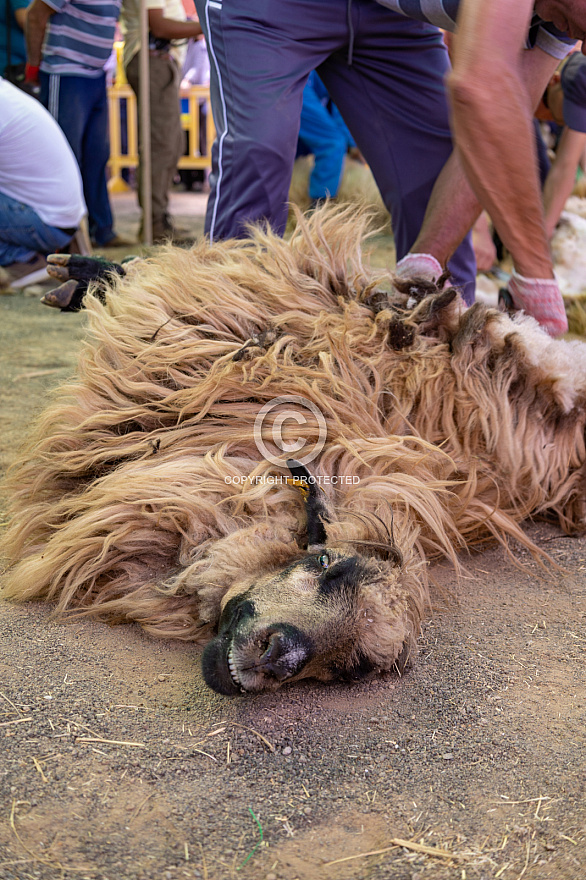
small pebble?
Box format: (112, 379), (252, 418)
(282, 746), (292, 756)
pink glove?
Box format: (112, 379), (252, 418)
(507, 270), (568, 338)
(395, 252), (443, 283)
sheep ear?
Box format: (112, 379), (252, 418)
(286, 459), (329, 548)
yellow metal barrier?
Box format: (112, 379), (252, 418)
(178, 84), (216, 172)
(107, 82), (214, 193)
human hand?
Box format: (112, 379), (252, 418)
(23, 63), (41, 98)
(24, 62), (40, 84)
(501, 270), (568, 337)
(395, 252), (443, 283)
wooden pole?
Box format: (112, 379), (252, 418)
(139, 0), (152, 245)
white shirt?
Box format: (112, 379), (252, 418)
(0, 79), (86, 229)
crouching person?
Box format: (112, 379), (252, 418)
(0, 77), (85, 290)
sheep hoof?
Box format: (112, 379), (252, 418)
(41, 280), (80, 311)
(498, 288), (514, 312)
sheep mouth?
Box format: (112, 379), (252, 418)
(226, 643), (243, 690)
(201, 636), (244, 696)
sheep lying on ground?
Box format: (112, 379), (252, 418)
(2, 207), (586, 695)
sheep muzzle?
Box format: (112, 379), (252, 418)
(201, 620), (314, 695)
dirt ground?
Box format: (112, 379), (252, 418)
(0, 216), (585, 880)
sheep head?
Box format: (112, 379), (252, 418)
(201, 461), (419, 695)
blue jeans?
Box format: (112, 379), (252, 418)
(40, 71), (115, 246)
(0, 191), (72, 265)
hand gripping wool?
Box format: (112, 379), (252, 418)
(2, 206), (585, 695)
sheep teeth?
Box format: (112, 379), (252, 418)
(227, 645), (241, 687)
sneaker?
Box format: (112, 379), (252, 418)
(3, 254), (48, 289)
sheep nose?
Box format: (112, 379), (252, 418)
(258, 627), (310, 681)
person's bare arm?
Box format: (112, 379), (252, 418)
(409, 145), (482, 267)
(26, 0), (54, 68)
(542, 126), (586, 238)
(446, 0), (561, 277)
(404, 0), (571, 336)
(14, 7), (27, 30)
(411, 46), (559, 274)
(472, 212), (497, 272)
(148, 8), (201, 41)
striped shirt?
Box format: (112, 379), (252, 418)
(40, 0), (122, 77)
(376, 1), (576, 59)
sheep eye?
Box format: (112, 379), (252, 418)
(317, 552), (330, 569)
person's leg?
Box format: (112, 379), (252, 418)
(124, 54), (145, 224)
(80, 75), (116, 245)
(40, 71), (85, 166)
(194, 0), (349, 241)
(0, 191), (72, 265)
(318, 1), (476, 300)
(298, 79), (348, 200)
(127, 53), (183, 238)
(40, 73), (115, 245)
(149, 55), (183, 235)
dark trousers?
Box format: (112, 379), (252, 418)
(195, 0), (475, 298)
(40, 71), (115, 246)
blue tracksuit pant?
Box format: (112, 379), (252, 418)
(195, 0), (476, 299)
(40, 72), (115, 247)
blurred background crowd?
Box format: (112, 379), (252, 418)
(1, 0), (586, 334)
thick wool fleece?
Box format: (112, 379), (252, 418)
(2, 206), (585, 654)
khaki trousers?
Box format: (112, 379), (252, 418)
(126, 51), (184, 238)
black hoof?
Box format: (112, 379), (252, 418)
(498, 288), (515, 312)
